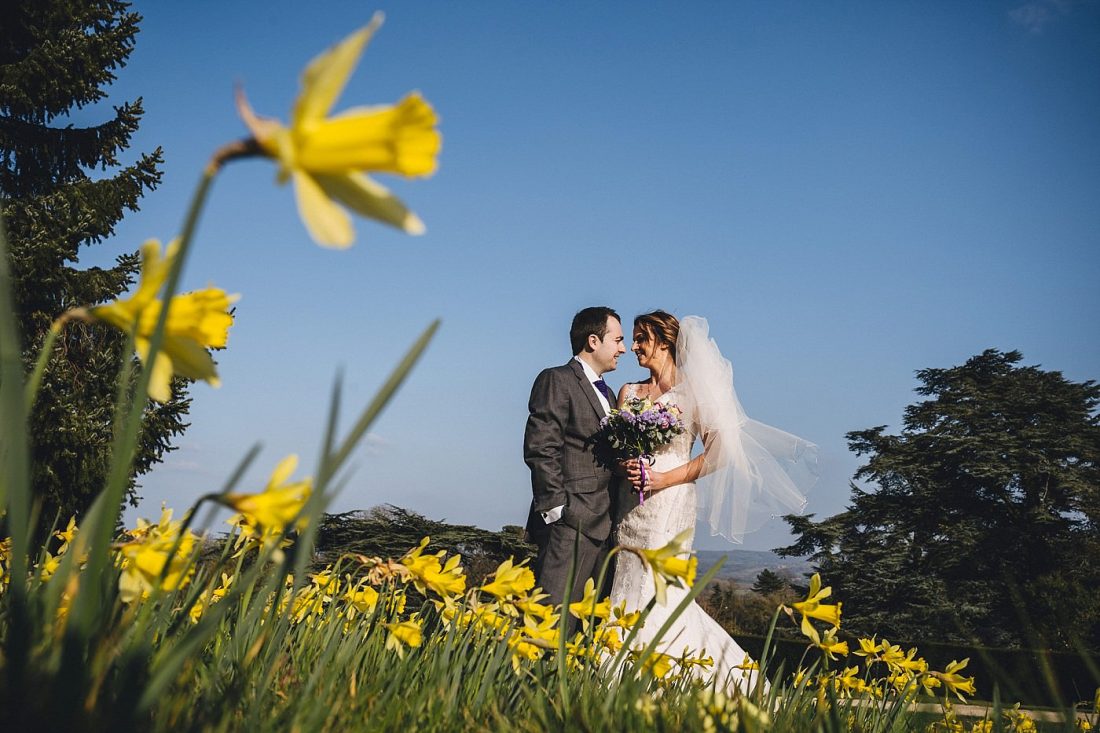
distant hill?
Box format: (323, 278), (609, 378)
(695, 550), (814, 588)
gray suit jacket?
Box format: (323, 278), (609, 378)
(524, 359), (615, 541)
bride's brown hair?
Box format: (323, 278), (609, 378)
(634, 310), (680, 361)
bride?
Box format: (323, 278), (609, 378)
(610, 310), (818, 691)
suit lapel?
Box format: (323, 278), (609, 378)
(568, 359), (606, 420)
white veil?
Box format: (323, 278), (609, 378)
(676, 316), (818, 543)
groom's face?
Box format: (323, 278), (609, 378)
(590, 316), (626, 374)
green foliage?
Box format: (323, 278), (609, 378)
(752, 568), (790, 596)
(780, 349), (1100, 651)
(313, 505), (536, 586)
(0, 0), (191, 532)
(699, 578), (797, 637)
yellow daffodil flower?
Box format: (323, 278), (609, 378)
(734, 654), (760, 672)
(675, 649), (714, 672)
(89, 239), (236, 403)
(630, 527), (697, 605)
(878, 638), (905, 667)
(399, 537), (466, 599)
(512, 590), (557, 626)
(896, 647), (928, 674)
(638, 650), (674, 679)
(791, 573), (842, 640)
(224, 454), (312, 534)
(116, 508), (199, 603)
(507, 616), (559, 672)
(816, 627), (850, 660)
(920, 674), (942, 695)
(855, 636), (882, 658)
(933, 658), (977, 702)
(594, 625), (624, 655)
(608, 603), (642, 630)
(54, 516), (78, 553)
(384, 618), (424, 659)
(567, 577), (612, 625)
(480, 557), (535, 600)
(38, 551), (60, 581)
(832, 666), (863, 698)
(237, 14), (441, 248)
(345, 583), (380, 618)
(190, 572), (233, 624)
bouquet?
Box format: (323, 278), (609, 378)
(600, 396), (685, 503)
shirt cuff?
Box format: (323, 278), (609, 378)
(541, 504), (564, 524)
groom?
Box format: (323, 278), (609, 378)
(523, 306), (626, 607)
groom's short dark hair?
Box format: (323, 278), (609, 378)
(570, 306), (620, 355)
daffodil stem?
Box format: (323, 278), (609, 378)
(207, 138), (264, 175)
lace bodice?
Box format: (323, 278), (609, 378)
(614, 382), (699, 562)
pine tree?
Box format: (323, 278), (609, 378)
(1, 1), (190, 533)
(751, 568), (788, 596)
(779, 350), (1100, 650)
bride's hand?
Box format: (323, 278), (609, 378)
(626, 461), (669, 493)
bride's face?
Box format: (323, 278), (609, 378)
(632, 327), (670, 371)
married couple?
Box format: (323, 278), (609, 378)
(523, 306), (818, 689)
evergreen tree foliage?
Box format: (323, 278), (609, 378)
(779, 349), (1100, 650)
(1, 1), (191, 532)
(751, 568), (788, 596)
(313, 506), (536, 586)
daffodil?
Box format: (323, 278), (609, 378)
(638, 650), (674, 679)
(190, 572), (233, 624)
(511, 590), (557, 625)
(567, 577), (612, 625)
(932, 658), (977, 702)
(237, 14), (441, 248)
(116, 507), (199, 603)
(629, 527), (697, 605)
(38, 551), (60, 581)
(480, 557), (535, 600)
(608, 603), (642, 630)
(855, 636), (882, 658)
(54, 516), (78, 553)
(830, 666), (864, 698)
(399, 537), (466, 599)
(791, 573), (841, 640)
(89, 239), (236, 403)
(675, 649), (714, 673)
(734, 654), (760, 672)
(815, 627), (850, 661)
(345, 582), (379, 618)
(384, 618), (424, 659)
(224, 454), (312, 534)
(507, 615), (558, 672)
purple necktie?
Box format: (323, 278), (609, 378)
(593, 378), (613, 402)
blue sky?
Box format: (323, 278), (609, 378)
(76, 1), (1099, 550)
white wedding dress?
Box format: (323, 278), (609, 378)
(610, 382), (763, 692)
